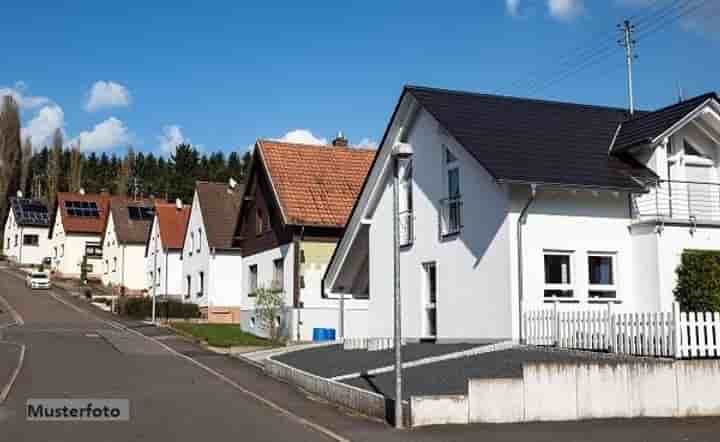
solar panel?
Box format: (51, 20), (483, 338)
(128, 206), (154, 221)
(13, 198), (50, 227)
(64, 200), (100, 218)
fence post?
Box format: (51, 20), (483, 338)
(672, 302), (682, 359)
(606, 302), (614, 353)
(553, 301), (559, 346)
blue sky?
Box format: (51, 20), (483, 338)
(1, 0), (718, 156)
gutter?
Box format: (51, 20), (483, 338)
(517, 184), (538, 343)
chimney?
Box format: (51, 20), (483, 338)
(331, 131), (348, 147)
(175, 198), (183, 210)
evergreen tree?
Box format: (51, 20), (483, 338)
(46, 129), (63, 208)
(0, 96), (22, 232)
(169, 143), (199, 203)
(69, 143), (83, 192)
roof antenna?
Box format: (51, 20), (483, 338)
(618, 19), (637, 115)
(677, 80), (685, 103)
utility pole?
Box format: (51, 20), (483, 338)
(619, 19), (637, 115)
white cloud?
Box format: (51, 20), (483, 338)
(506, 0), (521, 17)
(84, 81), (131, 112)
(617, 0), (720, 36)
(0, 81), (51, 109)
(72, 117), (130, 151)
(356, 138), (379, 150)
(21, 105), (65, 148)
(275, 129), (328, 145)
(158, 124), (189, 154)
(548, 0), (584, 21)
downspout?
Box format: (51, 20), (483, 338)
(122, 245), (126, 293)
(19, 226), (23, 265)
(517, 183), (538, 343)
(293, 226), (305, 341)
(165, 247), (169, 298)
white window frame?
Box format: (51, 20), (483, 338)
(248, 264), (258, 296)
(421, 261), (438, 339)
(587, 252), (618, 301)
(543, 250), (575, 300)
(272, 258), (284, 291)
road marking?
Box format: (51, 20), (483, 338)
(1, 268), (351, 442)
(0, 342), (25, 405)
(0, 293), (24, 328)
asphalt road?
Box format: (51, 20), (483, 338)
(1, 268), (720, 442)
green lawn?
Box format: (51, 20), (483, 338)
(170, 322), (272, 348)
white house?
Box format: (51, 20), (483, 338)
(100, 198), (155, 295)
(324, 85), (720, 343)
(234, 138), (374, 341)
(49, 192), (111, 279)
(3, 197), (51, 266)
(145, 201), (191, 300)
(181, 180), (244, 323)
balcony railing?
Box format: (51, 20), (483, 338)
(399, 210), (414, 247)
(440, 196), (463, 236)
(633, 180), (720, 223)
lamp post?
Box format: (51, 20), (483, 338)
(392, 142), (413, 429)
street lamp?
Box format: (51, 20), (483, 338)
(392, 142), (413, 429)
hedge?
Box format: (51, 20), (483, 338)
(674, 249), (720, 312)
(116, 297), (201, 320)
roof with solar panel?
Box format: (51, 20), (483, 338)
(106, 198), (157, 245)
(51, 192), (112, 235)
(9, 197), (51, 228)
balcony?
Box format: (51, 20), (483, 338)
(633, 180), (720, 224)
(440, 196), (463, 236)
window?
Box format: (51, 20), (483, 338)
(197, 228), (202, 253)
(423, 262), (437, 338)
(440, 146), (462, 236)
(273, 258), (284, 290)
(14, 235), (17, 247)
(189, 232), (195, 256)
(588, 253), (617, 299)
(104, 260), (109, 274)
(255, 209), (264, 236)
(23, 234), (39, 246)
(185, 275), (191, 299)
(300, 275), (306, 289)
(112, 257), (117, 272)
(197, 271), (204, 297)
(544, 251), (574, 298)
(157, 267), (162, 287)
(85, 243), (101, 259)
(248, 265), (258, 296)
(60, 244), (65, 258)
(54, 247), (58, 259)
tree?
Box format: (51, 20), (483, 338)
(69, 142), (83, 192)
(116, 146), (135, 197)
(19, 136), (33, 196)
(46, 129), (63, 208)
(0, 96), (23, 232)
(674, 250), (720, 311)
(255, 286), (285, 343)
(169, 143), (199, 203)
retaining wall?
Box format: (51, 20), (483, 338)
(410, 359), (720, 426)
(264, 357), (387, 420)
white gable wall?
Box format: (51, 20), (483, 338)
(100, 213), (147, 293)
(49, 208), (103, 279)
(145, 216), (184, 299)
(367, 108), (514, 341)
(3, 210), (50, 266)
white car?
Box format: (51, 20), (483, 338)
(26, 272), (51, 290)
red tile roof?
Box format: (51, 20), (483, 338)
(56, 192), (112, 235)
(155, 202), (191, 250)
(257, 140), (376, 227)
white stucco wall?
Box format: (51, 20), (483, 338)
(100, 214), (147, 292)
(49, 208), (103, 278)
(181, 190), (242, 309)
(367, 108), (514, 341)
(145, 216), (184, 298)
(3, 210), (50, 265)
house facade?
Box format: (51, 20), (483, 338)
(101, 199), (155, 294)
(49, 192), (111, 280)
(181, 180), (244, 323)
(3, 197), (51, 266)
(324, 85), (720, 343)
(234, 138), (374, 341)
(145, 201), (191, 301)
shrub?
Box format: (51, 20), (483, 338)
(674, 250), (720, 312)
(116, 296), (200, 320)
(255, 285), (285, 343)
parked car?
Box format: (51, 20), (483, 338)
(26, 272), (51, 290)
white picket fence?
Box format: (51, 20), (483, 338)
(524, 302), (720, 359)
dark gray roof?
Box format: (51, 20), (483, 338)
(109, 198), (155, 245)
(9, 197), (50, 228)
(612, 92), (719, 152)
(196, 181), (245, 250)
(406, 85), (657, 191)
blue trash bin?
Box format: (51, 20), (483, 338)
(326, 328), (336, 341)
(312, 328), (323, 342)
